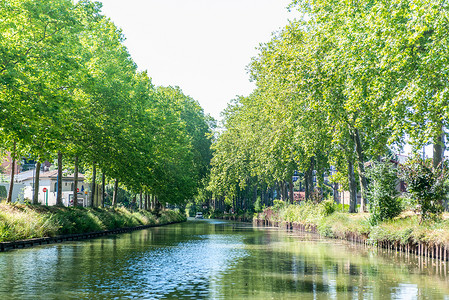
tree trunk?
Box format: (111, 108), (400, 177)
(253, 184), (258, 208)
(154, 196), (159, 212)
(333, 183), (339, 204)
(73, 156), (78, 207)
(348, 159), (358, 213)
(279, 181), (285, 201)
(7, 141), (16, 203)
(139, 192), (143, 209)
(433, 130), (445, 169)
(288, 177), (294, 204)
(96, 183), (101, 207)
(320, 178), (324, 201)
(112, 178), (118, 207)
(304, 172), (310, 201)
(132, 195), (136, 209)
(261, 188), (265, 207)
(275, 182), (280, 201)
(90, 163), (96, 208)
(33, 161), (41, 205)
(145, 194), (149, 210)
(310, 157), (315, 193)
(283, 181), (288, 202)
(307, 157), (315, 200)
(101, 172), (105, 208)
(151, 194), (155, 210)
(56, 151), (63, 206)
(264, 186), (268, 206)
(354, 129), (367, 212)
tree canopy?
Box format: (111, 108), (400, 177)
(1, 0), (214, 206)
(207, 0), (448, 213)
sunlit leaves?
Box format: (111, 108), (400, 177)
(0, 0), (213, 206)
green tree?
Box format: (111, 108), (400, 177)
(367, 161), (402, 225)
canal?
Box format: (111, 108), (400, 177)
(0, 219), (448, 299)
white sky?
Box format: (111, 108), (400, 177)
(98, 0), (296, 121)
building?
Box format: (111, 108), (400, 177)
(17, 170), (88, 206)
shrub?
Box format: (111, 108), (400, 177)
(272, 200), (286, 212)
(400, 157), (448, 223)
(321, 199), (336, 216)
(335, 203), (350, 212)
(367, 160), (402, 225)
(254, 196), (263, 213)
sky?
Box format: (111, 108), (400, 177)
(98, 0), (297, 121)
(96, 1), (445, 158)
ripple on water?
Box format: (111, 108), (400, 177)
(94, 234), (248, 299)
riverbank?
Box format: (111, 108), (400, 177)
(209, 211), (253, 222)
(253, 201), (449, 261)
(0, 203), (186, 243)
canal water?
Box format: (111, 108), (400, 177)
(0, 219), (448, 299)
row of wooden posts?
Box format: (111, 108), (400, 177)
(253, 218), (449, 263)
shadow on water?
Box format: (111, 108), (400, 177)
(0, 218), (448, 299)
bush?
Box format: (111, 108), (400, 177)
(367, 160), (402, 225)
(400, 157), (449, 223)
(254, 196), (263, 213)
(272, 200), (286, 212)
(335, 203), (349, 212)
(322, 199), (336, 216)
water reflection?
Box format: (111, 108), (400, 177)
(0, 219), (448, 299)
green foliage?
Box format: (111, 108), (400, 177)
(0, 1), (213, 207)
(317, 213), (371, 239)
(335, 204), (349, 212)
(322, 199), (336, 216)
(400, 158), (449, 223)
(158, 210), (187, 224)
(208, 0), (449, 217)
(0, 205), (60, 241)
(278, 202), (325, 225)
(256, 201), (449, 246)
(272, 199), (286, 212)
(0, 204), (185, 242)
(253, 196), (263, 213)
(185, 203), (198, 217)
(367, 161), (402, 225)
(104, 185), (132, 207)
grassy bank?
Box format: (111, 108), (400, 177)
(254, 201), (449, 250)
(0, 204), (186, 242)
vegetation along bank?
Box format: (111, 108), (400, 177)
(0, 204), (185, 247)
(253, 200), (449, 262)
